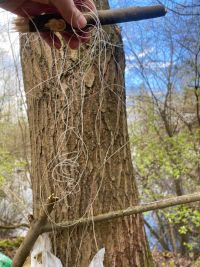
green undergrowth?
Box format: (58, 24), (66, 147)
(0, 237), (24, 249)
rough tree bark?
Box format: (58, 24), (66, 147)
(20, 1), (154, 266)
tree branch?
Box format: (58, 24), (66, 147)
(11, 194), (58, 267)
(0, 223), (29, 230)
(42, 192), (200, 232)
(19, 5), (167, 32)
(144, 219), (170, 251)
(11, 192), (200, 266)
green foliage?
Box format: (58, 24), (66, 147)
(0, 120), (28, 187)
(130, 111), (199, 190)
(0, 149), (27, 186)
(0, 44), (30, 231)
(194, 258), (200, 266)
(166, 206), (200, 245)
(0, 237), (24, 249)
(128, 87), (200, 255)
(192, 210), (200, 227)
(183, 242), (194, 251)
(0, 150), (15, 185)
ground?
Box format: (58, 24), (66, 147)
(153, 251), (200, 267)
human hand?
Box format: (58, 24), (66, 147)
(0, 0), (95, 49)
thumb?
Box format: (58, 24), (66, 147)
(51, 0), (87, 29)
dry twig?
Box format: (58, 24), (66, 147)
(11, 194), (58, 267)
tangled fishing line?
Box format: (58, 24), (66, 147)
(19, 1), (125, 227)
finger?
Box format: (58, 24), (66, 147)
(79, 31), (90, 43)
(61, 32), (80, 49)
(75, 0), (96, 12)
(0, 0), (26, 13)
(51, 0), (87, 29)
(71, 27), (91, 43)
(15, 2), (57, 16)
(72, 25), (91, 43)
(86, 0), (96, 11)
(40, 32), (62, 49)
(32, 0), (49, 4)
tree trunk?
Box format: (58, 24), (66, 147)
(20, 4), (153, 266)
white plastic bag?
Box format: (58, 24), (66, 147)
(31, 233), (63, 267)
(88, 248), (105, 267)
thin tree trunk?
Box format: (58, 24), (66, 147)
(20, 4), (154, 266)
(144, 219), (170, 251)
(168, 223), (177, 253)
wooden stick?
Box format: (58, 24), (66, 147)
(0, 223), (29, 230)
(91, 5), (167, 25)
(10, 193), (200, 266)
(42, 192), (200, 232)
(11, 194), (58, 267)
(25, 5), (167, 32)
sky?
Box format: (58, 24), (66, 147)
(0, 0), (193, 98)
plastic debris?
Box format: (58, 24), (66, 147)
(31, 233), (63, 267)
(89, 248), (105, 267)
(0, 252), (12, 267)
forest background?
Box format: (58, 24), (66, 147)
(0, 0), (199, 265)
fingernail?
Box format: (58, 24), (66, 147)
(77, 15), (87, 29)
